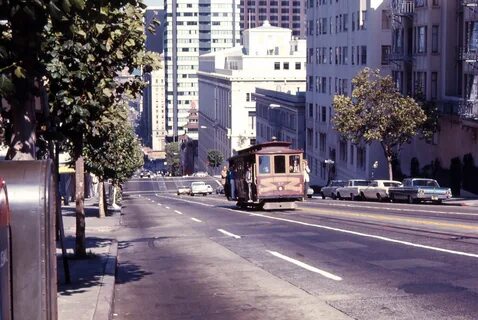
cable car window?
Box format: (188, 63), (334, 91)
(258, 155), (271, 174)
(289, 155), (301, 173)
(274, 156), (286, 174)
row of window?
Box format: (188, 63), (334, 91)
(307, 76), (349, 95)
(308, 10), (371, 36)
(274, 61), (302, 70)
(243, 1), (302, 7)
(307, 46), (368, 66)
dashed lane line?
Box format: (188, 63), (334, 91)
(174, 210), (183, 215)
(227, 209), (478, 259)
(165, 206), (170, 209)
(217, 229), (241, 239)
(191, 218), (202, 223)
(267, 250), (342, 281)
(156, 195), (214, 207)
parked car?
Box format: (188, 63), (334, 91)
(307, 187), (314, 198)
(360, 180), (402, 201)
(177, 186), (191, 196)
(206, 184), (213, 194)
(388, 178), (452, 204)
(336, 179), (371, 200)
(320, 180), (347, 199)
(190, 181), (209, 196)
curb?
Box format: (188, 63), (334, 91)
(92, 240), (118, 320)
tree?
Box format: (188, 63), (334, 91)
(84, 102), (144, 217)
(333, 68), (427, 180)
(165, 142), (180, 176)
(0, 1), (84, 159)
(41, 0), (159, 256)
(207, 149), (224, 175)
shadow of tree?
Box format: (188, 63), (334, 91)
(57, 236), (151, 296)
(62, 205), (115, 218)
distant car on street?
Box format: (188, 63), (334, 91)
(307, 187), (314, 198)
(193, 171), (208, 177)
(336, 179), (371, 200)
(206, 184), (213, 194)
(320, 180), (347, 199)
(190, 181), (208, 196)
(177, 186), (191, 196)
(216, 186), (225, 194)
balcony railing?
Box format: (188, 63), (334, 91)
(388, 51), (413, 63)
(459, 101), (478, 121)
(457, 47), (478, 62)
(392, 0), (415, 16)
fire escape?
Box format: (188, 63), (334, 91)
(458, 0), (478, 125)
(390, 0), (415, 95)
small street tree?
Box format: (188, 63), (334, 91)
(84, 103), (144, 217)
(165, 142), (181, 176)
(207, 149), (224, 175)
(333, 68), (427, 180)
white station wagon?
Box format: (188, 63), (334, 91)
(360, 180), (403, 201)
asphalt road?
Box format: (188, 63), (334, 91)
(113, 176), (478, 320)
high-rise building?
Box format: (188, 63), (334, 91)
(197, 22), (306, 170)
(240, 0), (307, 38)
(306, 0), (392, 185)
(163, 0), (240, 141)
(142, 67), (167, 152)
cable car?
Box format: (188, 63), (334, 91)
(225, 140), (304, 210)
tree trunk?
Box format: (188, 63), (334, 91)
(387, 157), (394, 181)
(98, 180), (106, 218)
(5, 81), (37, 160)
(112, 185), (117, 207)
(75, 156), (86, 256)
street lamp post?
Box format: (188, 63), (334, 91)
(371, 161), (379, 179)
(324, 159), (335, 185)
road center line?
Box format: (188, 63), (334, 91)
(191, 218), (202, 223)
(227, 209), (478, 259)
(157, 203), (162, 206)
(157, 195), (214, 207)
(267, 250), (342, 281)
(174, 210), (183, 215)
(165, 206), (170, 209)
(217, 229), (241, 239)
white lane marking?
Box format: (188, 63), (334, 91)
(315, 202), (478, 217)
(165, 206), (170, 209)
(157, 195), (214, 207)
(174, 210), (183, 215)
(227, 209), (478, 259)
(217, 229), (241, 239)
(267, 250), (342, 281)
(191, 218), (202, 223)
(157, 203), (162, 206)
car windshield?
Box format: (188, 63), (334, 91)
(354, 180), (370, 186)
(383, 182), (401, 187)
(191, 182), (205, 186)
(331, 181), (346, 187)
(413, 179), (439, 187)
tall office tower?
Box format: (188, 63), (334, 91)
(163, 0), (240, 141)
(240, 0), (307, 38)
(390, 0), (478, 177)
(141, 6), (167, 152)
(142, 67), (167, 152)
(306, 0), (392, 185)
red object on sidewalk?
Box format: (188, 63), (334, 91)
(0, 179), (10, 227)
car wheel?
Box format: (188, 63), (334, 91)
(331, 193), (336, 200)
(321, 192), (325, 199)
(191, 193), (195, 196)
(350, 193), (355, 201)
(337, 192), (342, 200)
(407, 196), (414, 204)
(377, 193), (382, 202)
(360, 192), (366, 201)
(308, 195), (312, 198)
(434, 200), (442, 205)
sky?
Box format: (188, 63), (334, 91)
(144, 0), (160, 7)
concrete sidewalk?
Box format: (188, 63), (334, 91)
(57, 198), (121, 320)
(443, 198), (478, 207)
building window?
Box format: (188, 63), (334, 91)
(283, 62), (289, 70)
(274, 62), (280, 70)
(321, 106), (326, 122)
(381, 45), (391, 65)
(431, 72), (438, 100)
(295, 62), (301, 69)
(382, 10), (391, 29)
(431, 25), (439, 53)
(319, 133), (326, 154)
(416, 26), (427, 54)
(361, 46), (367, 65)
(357, 147), (366, 170)
(309, 103), (314, 117)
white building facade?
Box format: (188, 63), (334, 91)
(197, 22), (306, 171)
(142, 68), (167, 151)
(306, 0), (392, 185)
(163, 0), (240, 140)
